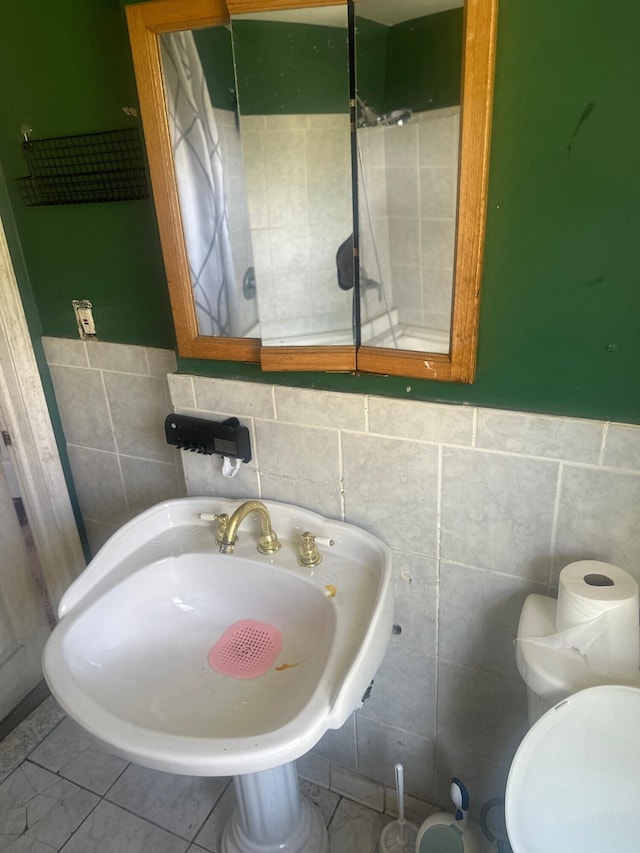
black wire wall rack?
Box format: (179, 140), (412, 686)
(18, 127), (149, 207)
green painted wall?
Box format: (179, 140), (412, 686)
(480, 0), (640, 421)
(231, 20), (349, 115)
(0, 0), (174, 348)
(1, 1), (639, 424)
(194, 27), (237, 113)
(354, 18), (388, 115)
(356, 9), (463, 114)
(385, 9), (462, 112)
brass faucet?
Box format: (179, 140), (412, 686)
(219, 500), (281, 555)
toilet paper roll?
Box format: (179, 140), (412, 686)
(550, 561), (640, 680)
(557, 560), (638, 629)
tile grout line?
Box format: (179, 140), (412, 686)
(338, 429), (346, 521)
(57, 788), (104, 852)
(64, 443), (179, 466)
(433, 444), (443, 806)
(598, 421), (610, 466)
(190, 778), (234, 850)
(98, 367), (130, 519)
(25, 744), (232, 852)
(435, 444), (443, 563)
(547, 461), (564, 590)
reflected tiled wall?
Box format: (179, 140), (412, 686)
(42, 338), (185, 554)
(359, 107), (459, 335)
(240, 114), (353, 342)
(44, 338), (640, 816)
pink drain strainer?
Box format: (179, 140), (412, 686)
(208, 619), (283, 679)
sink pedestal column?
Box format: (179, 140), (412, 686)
(222, 761), (328, 853)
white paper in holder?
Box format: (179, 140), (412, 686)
(527, 560), (640, 681)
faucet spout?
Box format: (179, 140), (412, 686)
(219, 500), (281, 556)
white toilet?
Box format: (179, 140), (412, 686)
(505, 589), (640, 852)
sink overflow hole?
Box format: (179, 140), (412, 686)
(208, 619), (283, 679)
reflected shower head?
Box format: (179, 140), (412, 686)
(356, 97), (379, 128)
(377, 109), (413, 127)
(356, 97), (412, 128)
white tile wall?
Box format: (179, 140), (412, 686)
(43, 341), (640, 819)
(43, 337), (185, 555)
(165, 372), (640, 816)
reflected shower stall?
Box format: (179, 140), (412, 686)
(352, 1), (463, 353)
(354, 96), (458, 354)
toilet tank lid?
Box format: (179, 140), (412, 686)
(505, 685), (640, 853)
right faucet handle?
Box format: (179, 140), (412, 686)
(297, 531), (334, 567)
(298, 532), (322, 567)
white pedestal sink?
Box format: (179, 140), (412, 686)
(43, 498), (393, 852)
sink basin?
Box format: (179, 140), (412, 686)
(43, 497), (393, 777)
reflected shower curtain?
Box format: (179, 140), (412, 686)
(161, 31), (235, 336)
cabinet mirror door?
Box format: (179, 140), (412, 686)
(126, 0), (497, 383)
(356, 0), (497, 381)
(229, 3), (356, 372)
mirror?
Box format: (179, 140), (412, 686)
(355, 1), (463, 354)
(126, 0), (497, 381)
(159, 25), (258, 339)
(229, 7), (354, 349)
(158, 6), (354, 350)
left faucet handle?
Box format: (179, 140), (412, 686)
(198, 512), (230, 545)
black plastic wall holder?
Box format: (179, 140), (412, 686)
(164, 415), (251, 462)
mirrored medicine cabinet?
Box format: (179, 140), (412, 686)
(126, 0), (497, 381)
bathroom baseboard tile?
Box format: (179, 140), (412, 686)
(299, 779), (341, 826)
(475, 408), (603, 465)
(328, 797), (390, 853)
(42, 336), (89, 368)
(168, 373), (196, 408)
(146, 346), (177, 378)
(329, 764), (385, 813)
(86, 340), (150, 374)
(384, 786), (442, 826)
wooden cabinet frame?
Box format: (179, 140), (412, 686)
(126, 0), (498, 382)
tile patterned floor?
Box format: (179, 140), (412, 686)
(0, 698), (393, 852)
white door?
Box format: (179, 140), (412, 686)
(0, 442), (51, 720)
(0, 211), (85, 722)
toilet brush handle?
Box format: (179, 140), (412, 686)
(395, 763), (407, 844)
(395, 763), (405, 822)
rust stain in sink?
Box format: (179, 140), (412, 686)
(275, 661), (301, 672)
